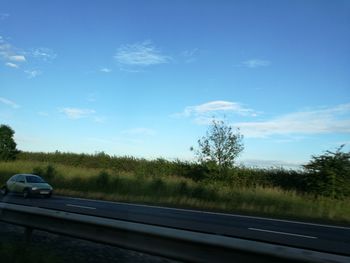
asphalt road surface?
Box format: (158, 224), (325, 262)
(1, 193), (349, 257)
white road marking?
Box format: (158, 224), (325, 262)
(60, 195), (350, 230)
(66, 204), (96, 210)
(248, 228), (318, 239)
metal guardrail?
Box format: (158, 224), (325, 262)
(0, 202), (349, 263)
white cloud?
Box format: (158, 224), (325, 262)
(5, 62), (18, 68)
(175, 101), (258, 123)
(9, 55), (26, 62)
(242, 59), (270, 68)
(0, 37), (56, 78)
(122, 128), (156, 136)
(0, 41), (26, 63)
(60, 107), (96, 119)
(114, 40), (171, 66)
(234, 104), (350, 138)
(0, 97), (20, 109)
(100, 68), (112, 73)
(25, 70), (42, 78)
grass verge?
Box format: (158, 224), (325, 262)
(1, 160), (350, 225)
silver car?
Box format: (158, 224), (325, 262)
(1, 174), (53, 198)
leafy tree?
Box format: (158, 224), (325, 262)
(0, 124), (18, 161)
(303, 145), (350, 198)
(191, 119), (244, 172)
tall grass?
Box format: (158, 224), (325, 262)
(1, 160), (350, 224)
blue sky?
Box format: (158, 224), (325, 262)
(1, 0), (349, 168)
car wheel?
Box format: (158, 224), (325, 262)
(1, 186), (8, 196)
(23, 189), (30, 198)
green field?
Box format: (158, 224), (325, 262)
(1, 153), (350, 225)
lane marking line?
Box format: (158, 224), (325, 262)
(59, 196), (350, 230)
(66, 204), (96, 210)
(248, 228), (318, 239)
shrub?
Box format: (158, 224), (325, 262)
(96, 171), (110, 188)
(303, 145), (350, 198)
(32, 164), (57, 182)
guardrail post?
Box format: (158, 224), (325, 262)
(24, 227), (33, 243)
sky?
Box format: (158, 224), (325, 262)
(1, 0), (349, 169)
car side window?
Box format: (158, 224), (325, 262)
(9, 175), (18, 182)
(16, 175), (25, 183)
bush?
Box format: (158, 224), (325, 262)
(96, 171), (110, 188)
(303, 145), (350, 198)
(150, 178), (164, 193)
(32, 164), (57, 182)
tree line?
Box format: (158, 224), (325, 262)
(1, 123), (349, 198)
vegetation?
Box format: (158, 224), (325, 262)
(0, 242), (61, 263)
(191, 119), (243, 175)
(1, 151), (350, 224)
(0, 124), (18, 161)
(1, 124), (350, 224)
(303, 145), (350, 198)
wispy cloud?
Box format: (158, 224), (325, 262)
(25, 70), (42, 78)
(234, 104), (350, 138)
(242, 59), (270, 68)
(1, 36), (56, 77)
(114, 40), (171, 66)
(60, 107), (96, 119)
(100, 68), (112, 73)
(0, 97), (20, 109)
(31, 48), (57, 61)
(0, 40), (26, 63)
(181, 48), (199, 63)
(5, 62), (19, 68)
(122, 128), (156, 136)
(9, 55), (26, 62)
(174, 100), (258, 124)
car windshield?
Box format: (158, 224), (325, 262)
(26, 176), (45, 183)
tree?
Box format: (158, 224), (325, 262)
(0, 124), (18, 161)
(303, 145), (350, 198)
(192, 119), (244, 171)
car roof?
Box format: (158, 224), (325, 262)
(14, 174), (41, 177)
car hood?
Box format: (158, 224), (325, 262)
(29, 183), (53, 189)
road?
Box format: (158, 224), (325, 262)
(1, 193), (349, 256)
